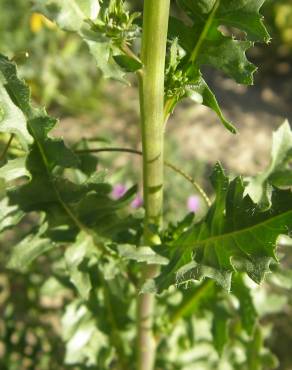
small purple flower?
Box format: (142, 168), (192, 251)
(187, 195), (200, 213)
(131, 195), (143, 209)
(112, 183), (127, 199)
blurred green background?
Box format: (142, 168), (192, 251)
(0, 0), (292, 369)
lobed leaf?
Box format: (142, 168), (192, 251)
(166, 0), (270, 132)
(177, 0), (270, 43)
(144, 163), (292, 293)
(0, 55), (138, 274)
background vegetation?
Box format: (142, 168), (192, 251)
(0, 0), (292, 369)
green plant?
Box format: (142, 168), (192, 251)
(0, 0), (105, 113)
(1, 1), (292, 370)
(264, 0), (292, 49)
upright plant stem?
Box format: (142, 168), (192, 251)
(137, 1), (170, 370)
(139, 0), (170, 234)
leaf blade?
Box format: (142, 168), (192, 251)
(147, 164), (292, 293)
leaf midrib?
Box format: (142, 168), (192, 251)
(181, 208), (292, 250)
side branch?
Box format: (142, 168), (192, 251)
(75, 147), (211, 207)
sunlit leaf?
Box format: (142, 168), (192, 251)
(144, 163), (292, 293)
(166, 0), (270, 132)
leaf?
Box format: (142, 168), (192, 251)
(178, 0), (270, 42)
(65, 231), (99, 300)
(246, 120), (292, 204)
(113, 55), (142, 72)
(269, 170), (292, 188)
(62, 299), (111, 367)
(28, 116), (79, 170)
(101, 276), (132, 331)
(212, 305), (230, 355)
(0, 197), (24, 232)
(0, 157), (28, 182)
(169, 279), (215, 321)
(117, 244), (169, 265)
(85, 37), (126, 82)
(32, 0), (100, 31)
(0, 54), (79, 171)
(0, 57), (32, 149)
(0, 54), (135, 255)
(32, 0), (127, 80)
(196, 36), (256, 85)
(7, 233), (54, 271)
(0, 55), (32, 116)
(145, 163), (292, 293)
(165, 42), (236, 133)
(78, 152), (99, 176)
(232, 274), (257, 335)
(166, 0), (270, 132)
(187, 71), (237, 133)
(33, 0), (140, 82)
(246, 326), (265, 370)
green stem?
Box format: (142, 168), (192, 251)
(0, 134), (14, 161)
(75, 147), (211, 207)
(165, 161), (211, 208)
(139, 0), (170, 234)
(137, 2), (170, 370)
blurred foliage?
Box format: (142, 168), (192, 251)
(263, 0), (292, 49)
(274, 1), (292, 46)
(0, 247), (66, 369)
(0, 0), (105, 114)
